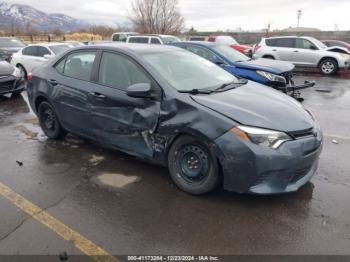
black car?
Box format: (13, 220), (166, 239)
(27, 44), (322, 195)
(0, 59), (25, 96)
(0, 37), (26, 62)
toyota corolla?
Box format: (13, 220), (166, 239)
(27, 44), (323, 195)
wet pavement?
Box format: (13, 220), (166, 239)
(0, 73), (349, 259)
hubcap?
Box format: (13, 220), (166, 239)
(178, 145), (209, 183)
(322, 62), (335, 74)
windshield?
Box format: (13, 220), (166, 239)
(309, 37), (327, 49)
(49, 45), (71, 54)
(142, 50), (239, 92)
(0, 38), (25, 48)
(213, 45), (250, 62)
(216, 36), (238, 45)
(162, 36), (181, 44)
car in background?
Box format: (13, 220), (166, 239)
(11, 43), (71, 78)
(253, 36), (350, 75)
(112, 32), (139, 42)
(126, 34), (181, 45)
(172, 41), (315, 100)
(0, 37), (26, 62)
(27, 44), (322, 195)
(322, 40), (350, 52)
(64, 41), (85, 47)
(208, 35), (252, 56)
(188, 36), (207, 41)
(0, 58), (25, 97)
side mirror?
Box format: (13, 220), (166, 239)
(126, 83), (152, 98)
(43, 54), (53, 59)
(211, 57), (225, 66)
(310, 45), (318, 50)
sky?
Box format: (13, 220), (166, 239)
(5, 0), (350, 31)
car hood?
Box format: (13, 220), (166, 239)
(0, 47), (22, 54)
(191, 81), (314, 132)
(0, 61), (15, 75)
(235, 58), (295, 74)
(325, 46), (350, 54)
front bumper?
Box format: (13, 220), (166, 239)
(215, 128), (323, 194)
(0, 76), (25, 95)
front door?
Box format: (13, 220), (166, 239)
(89, 51), (161, 157)
(291, 38), (320, 66)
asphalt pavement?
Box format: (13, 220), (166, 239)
(0, 73), (349, 261)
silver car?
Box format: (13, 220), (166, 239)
(253, 36), (350, 75)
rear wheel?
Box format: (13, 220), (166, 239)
(38, 101), (66, 139)
(319, 58), (338, 75)
(168, 135), (220, 195)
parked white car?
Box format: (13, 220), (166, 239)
(253, 36), (350, 75)
(11, 43), (71, 78)
(111, 32), (139, 42)
(126, 34), (181, 45)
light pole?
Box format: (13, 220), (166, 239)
(297, 9), (302, 28)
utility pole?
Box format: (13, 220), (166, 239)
(297, 9), (302, 28)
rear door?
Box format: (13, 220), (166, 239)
(49, 50), (98, 137)
(88, 51), (161, 157)
(270, 38), (295, 62)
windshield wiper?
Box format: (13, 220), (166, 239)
(214, 80), (248, 92)
(179, 89), (213, 94)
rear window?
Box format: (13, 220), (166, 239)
(50, 45), (70, 54)
(128, 37), (149, 44)
(0, 38), (25, 48)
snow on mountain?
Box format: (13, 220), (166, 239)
(0, 1), (89, 32)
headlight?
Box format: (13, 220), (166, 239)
(11, 67), (22, 78)
(231, 125), (292, 149)
(256, 70), (286, 83)
(339, 53), (350, 60)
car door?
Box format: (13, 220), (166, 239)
(21, 46), (42, 72)
(291, 38), (320, 66)
(271, 38), (295, 62)
(49, 50), (98, 137)
(88, 51), (161, 157)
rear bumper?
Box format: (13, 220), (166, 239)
(215, 128), (323, 195)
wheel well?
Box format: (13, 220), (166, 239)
(318, 57), (338, 67)
(35, 96), (48, 112)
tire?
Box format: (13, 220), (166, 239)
(168, 135), (220, 195)
(17, 64), (27, 79)
(38, 101), (66, 139)
(319, 58), (338, 75)
(263, 55), (275, 60)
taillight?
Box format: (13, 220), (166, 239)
(208, 36), (216, 42)
(27, 73), (33, 81)
(253, 44), (261, 53)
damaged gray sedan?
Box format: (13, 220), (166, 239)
(27, 44), (323, 195)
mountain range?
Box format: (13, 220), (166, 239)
(0, 1), (89, 32)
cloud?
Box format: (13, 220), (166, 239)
(4, 0), (350, 30)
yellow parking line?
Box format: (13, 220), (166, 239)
(0, 182), (119, 262)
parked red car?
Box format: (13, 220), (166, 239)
(208, 35), (252, 56)
(322, 40), (350, 52)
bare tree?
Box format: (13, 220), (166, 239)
(129, 0), (184, 34)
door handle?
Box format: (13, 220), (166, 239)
(90, 92), (106, 99)
(272, 49), (277, 51)
(293, 50), (299, 53)
(48, 79), (58, 86)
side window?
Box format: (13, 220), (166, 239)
(186, 46), (216, 61)
(55, 58), (66, 74)
(129, 37), (149, 44)
(112, 34), (120, 41)
(151, 38), (161, 44)
(295, 39), (316, 49)
(265, 38), (277, 47)
(22, 46), (37, 56)
(275, 38), (295, 48)
(98, 52), (151, 91)
(37, 46), (51, 57)
(63, 52), (96, 81)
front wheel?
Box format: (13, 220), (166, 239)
(168, 136), (220, 195)
(319, 59), (338, 75)
(38, 101), (66, 139)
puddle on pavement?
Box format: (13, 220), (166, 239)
(92, 173), (140, 189)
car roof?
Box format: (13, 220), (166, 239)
(28, 42), (71, 47)
(174, 41), (217, 47)
(129, 34), (177, 38)
(113, 32), (138, 35)
(76, 43), (182, 55)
